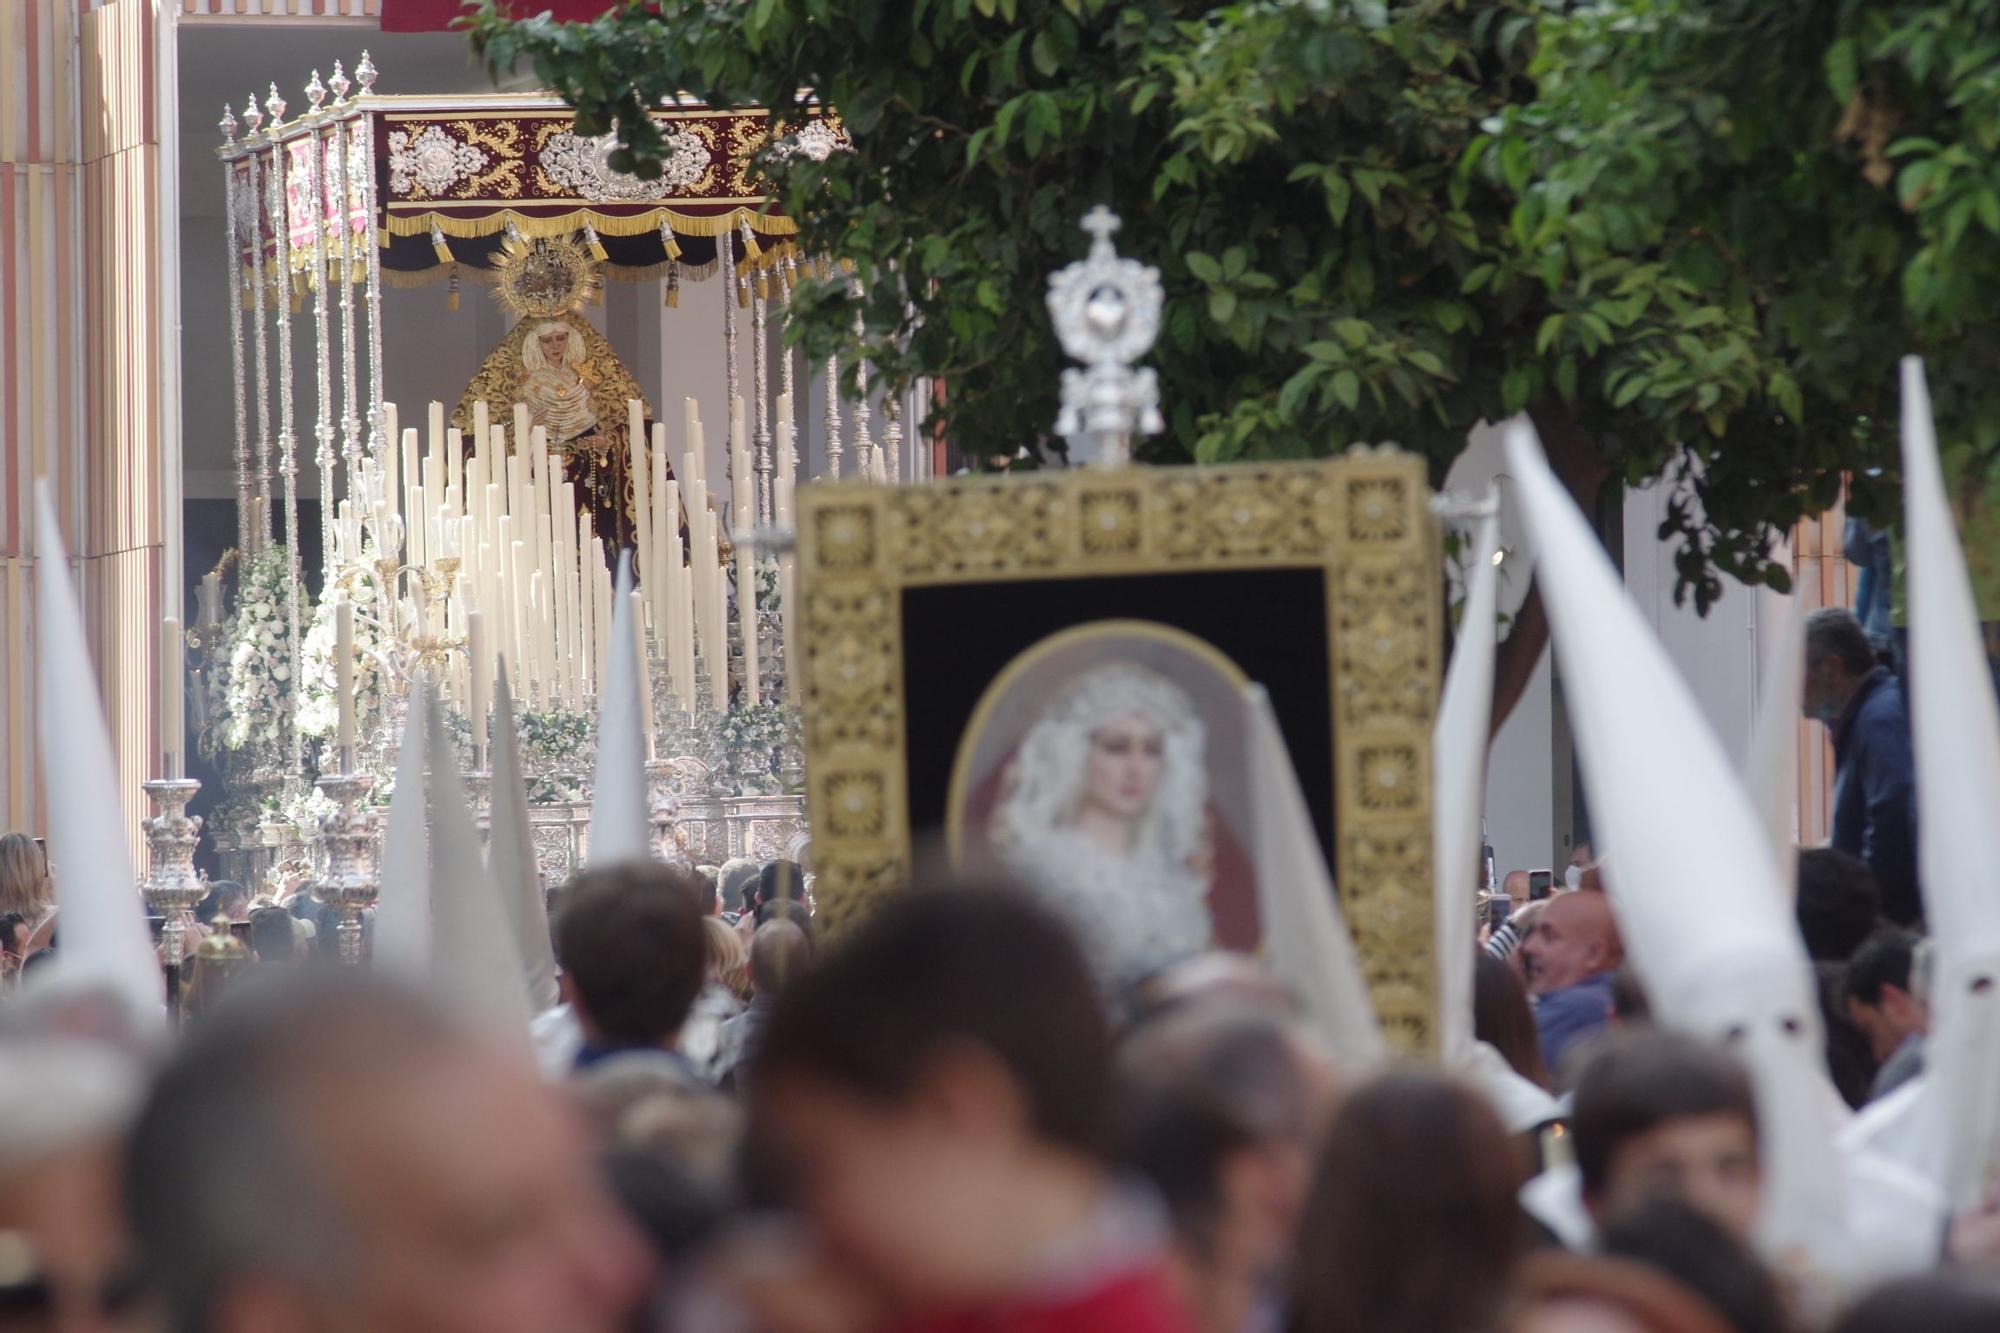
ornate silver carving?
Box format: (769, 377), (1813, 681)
(223, 121), (251, 555)
(770, 118), (851, 163)
(328, 59), (351, 104)
(540, 127), (708, 200)
(305, 69), (326, 113)
(753, 288), (772, 523)
(304, 119), (335, 584)
(268, 139), (305, 778)
(355, 50), (377, 94)
(313, 772), (379, 964)
(387, 125), (489, 199)
(245, 102), (274, 549)
(849, 281), (874, 477)
(141, 778), (207, 968)
(1046, 207), (1164, 467)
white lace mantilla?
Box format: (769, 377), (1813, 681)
(1005, 827), (1212, 991)
(387, 125), (489, 199)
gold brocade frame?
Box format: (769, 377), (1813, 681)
(794, 449), (1443, 1052)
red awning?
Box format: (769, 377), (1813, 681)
(380, 0), (625, 34)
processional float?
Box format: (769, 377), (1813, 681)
(161, 54), (908, 957)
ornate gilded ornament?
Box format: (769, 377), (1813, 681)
(490, 230), (603, 321)
(769, 116), (852, 163)
(540, 126), (716, 199)
(388, 123), (491, 199)
(1046, 207), (1165, 467)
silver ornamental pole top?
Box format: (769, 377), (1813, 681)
(243, 93), (264, 135)
(329, 60), (351, 104)
(220, 103), (238, 145)
(1045, 206), (1164, 468)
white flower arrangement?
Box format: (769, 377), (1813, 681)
(218, 547), (303, 755)
(298, 556), (389, 745)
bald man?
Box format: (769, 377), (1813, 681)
(1519, 890), (1625, 1078)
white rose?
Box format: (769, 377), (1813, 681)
(273, 665), (291, 681)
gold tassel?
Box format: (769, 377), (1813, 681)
(665, 234), (683, 261)
(583, 224), (608, 262)
(756, 272), (770, 300)
(739, 222), (762, 260)
(446, 266), (460, 311)
(350, 259), (365, 285)
(736, 278), (750, 309)
(664, 258), (680, 308)
(431, 221), (452, 265)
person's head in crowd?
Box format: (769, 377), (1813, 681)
(0, 832), (51, 918)
(1815, 961), (1879, 1109)
(575, 1058), (743, 1196)
(124, 972), (651, 1333)
(693, 867), (720, 917)
(1287, 1069), (1525, 1333)
(1521, 889), (1623, 997)
(1794, 847), (1882, 962)
(1597, 1197), (1787, 1333)
(1116, 1002), (1333, 1333)
(1508, 1251), (1737, 1333)
(192, 881), (250, 928)
(556, 863), (708, 1061)
(1843, 929), (1929, 1066)
(0, 1038), (145, 1331)
(1830, 1272), (2000, 1333)
(753, 895), (813, 943)
(1803, 607), (1881, 724)
(246, 906), (299, 965)
(1572, 1031), (1761, 1243)
(1503, 869), (1532, 910)
(747, 885), (1124, 1314)
(701, 914), (749, 1000)
(1476, 953), (1551, 1090)
(1611, 966), (1651, 1027)
(748, 918), (812, 1002)
(718, 859), (761, 915)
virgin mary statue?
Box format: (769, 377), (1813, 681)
(989, 663), (1216, 989)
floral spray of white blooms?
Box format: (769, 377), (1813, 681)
(299, 552), (389, 751)
(219, 546), (305, 756)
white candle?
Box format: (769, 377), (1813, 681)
(631, 588), (655, 759)
(379, 404), (400, 514)
(630, 401), (651, 602)
(591, 536), (611, 685)
(473, 400), (489, 474)
(509, 536), (531, 704)
(445, 425), (463, 514)
(468, 608), (489, 767)
(334, 598), (355, 771)
(199, 571), (222, 628)
(528, 570), (550, 711)
(427, 400), (445, 495)
(161, 616), (183, 779)
(513, 402), (531, 470)
(407, 483), (427, 570)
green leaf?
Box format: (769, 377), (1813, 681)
(1185, 251), (1223, 283)
(1825, 37), (1859, 105)
(1208, 290), (1238, 324)
(1334, 318), (1371, 348)
(1031, 31), (1059, 77)
(1407, 349), (1446, 376)
(1461, 263), (1497, 294)
(1305, 341), (1344, 362)
(1332, 370), (1361, 411)
(1500, 137), (1533, 194)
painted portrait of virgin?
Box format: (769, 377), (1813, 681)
(948, 621), (1261, 989)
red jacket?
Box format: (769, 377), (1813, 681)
(887, 1266), (1197, 1333)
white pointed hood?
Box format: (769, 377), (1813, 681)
(28, 484), (163, 1022)
(1504, 420), (1847, 1264)
(1898, 356), (2000, 1206)
(1435, 501), (1501, 1064)
(491, 662), (561, 1013)
(1744, 596), (1805, 894)
(1244, 684), (1386, 1069)
(374, 676), (433, 973)
(424, 692), (533, 1050)
(587, 551), (651, 866)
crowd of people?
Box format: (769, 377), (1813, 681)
(4, 820), (2000, 1333)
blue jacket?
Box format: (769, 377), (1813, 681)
(1830, 667), (1920, 925)
(1534, 972), (1615, 1079)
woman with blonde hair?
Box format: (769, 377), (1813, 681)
(681, 915), (749, 1074)
(0, 832), (53, 930)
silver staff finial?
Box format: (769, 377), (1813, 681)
(1045, 206), (1164, 468)
(305, 69), (326, 113)
(265, 84), (287, 124)
(329, 60), (351, 103)
(355, 50), (378, 93)
(220, 103), (238, 145)
(243, 93), (264, 134)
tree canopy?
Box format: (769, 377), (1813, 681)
(469, 0), (2000, 614)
